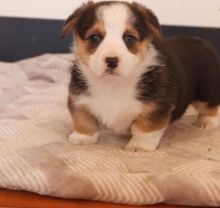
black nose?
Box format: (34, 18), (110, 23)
(105, 57), (119, 69)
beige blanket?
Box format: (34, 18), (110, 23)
(1, 54), (220, 206)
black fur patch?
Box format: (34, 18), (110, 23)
(137, 36), (220, 123)
(164, 36), (220, 121)
(76, 8), (97, 39)
(137, 66), (164, 102)
(128, 2), (162, 41)
(128, 5), (151, 40)
(69, 62), (88, 95)
(137, 64), (174, 122)
(67, 95), (74, 112)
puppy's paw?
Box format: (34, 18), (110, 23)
(68, 131), (99, 145)
(125, 135), (160, 152)
(194, 116), (218, 130)
(125, 128), (164, 152)
(125, 141), (157, 152)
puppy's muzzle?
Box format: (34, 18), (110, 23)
(105, 57), (119, 72)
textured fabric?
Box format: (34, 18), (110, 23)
(1, 53), (220, 206)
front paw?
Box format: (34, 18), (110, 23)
(125, 129), (164, 152)
(194, 116), (218, 130)
(68, 131), (99, 145)
(125, 138), (158, 152)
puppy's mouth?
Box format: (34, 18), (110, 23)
(104, 67), (120, 76)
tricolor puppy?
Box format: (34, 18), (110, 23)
(62, 1), (220, 151)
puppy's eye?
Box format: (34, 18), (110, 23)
(88, 34), (102, 44)
(123, 35), (137, 46)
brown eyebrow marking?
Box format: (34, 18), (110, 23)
(123, 22), (152, 55)
(85, 20), (106, 39)
(75, 20), (106, 59)
(125, 23), (140, 40)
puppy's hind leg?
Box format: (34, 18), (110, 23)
(193, 102), (219, 130)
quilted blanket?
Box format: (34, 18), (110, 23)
(1, 53), (220, 206)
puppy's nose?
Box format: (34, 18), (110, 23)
(105, 57), (119, 69)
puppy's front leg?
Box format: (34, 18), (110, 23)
(68, 104), (99, 145)
(125, 115), (169, 151)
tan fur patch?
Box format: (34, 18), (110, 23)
(75, 35), (90, 66)
(75, 20), (105, 65)
(85, 20), (105, 39)
(70, 106), (99, 136)
(132, 116), (169, 133)
(138, 38), (151, 61)
(125, 22), (153, 58)
(124, 23), (151, 56)
(141, 102), (157, 115)
(125, 24), (140, 40)
(193, 102), (219, 117)
(132, 103), (169, 133)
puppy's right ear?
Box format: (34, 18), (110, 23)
(62, 1), (94, 38)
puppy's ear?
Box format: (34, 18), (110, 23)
(132, 2), (163, 42)
(62, 1), (94, 38)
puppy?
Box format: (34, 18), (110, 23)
(62, 1), (220, 151)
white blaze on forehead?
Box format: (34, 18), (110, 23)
(98, 4), (131, 35)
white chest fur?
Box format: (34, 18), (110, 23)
(75, 77), (143, 135)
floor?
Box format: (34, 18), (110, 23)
(0, 189), (191, 208)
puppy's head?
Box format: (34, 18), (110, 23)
(62, 1), (162, 78)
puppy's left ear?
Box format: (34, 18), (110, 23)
(62, 1), (94, 38)
(132, 2), (163, 42)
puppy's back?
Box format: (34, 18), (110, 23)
(164, 36), (220, 120)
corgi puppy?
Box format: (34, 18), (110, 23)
(62, 1), (220, 151)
